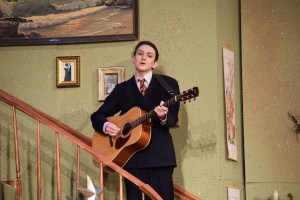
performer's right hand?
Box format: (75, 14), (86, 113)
(105, 122), (121, 136)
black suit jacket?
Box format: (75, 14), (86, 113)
(91, 74), (180, 168)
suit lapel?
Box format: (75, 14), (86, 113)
(123, 76), (144, 106)
(142, 77), (164, 110)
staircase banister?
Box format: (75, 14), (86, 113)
(0, 89), (162, 199)
(0, 89), (92, 146)
(1, 89), (201, 200)
(174, 184), (201, 200)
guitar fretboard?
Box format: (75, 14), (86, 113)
(129, 95), (178, 129)
(122, 86), (198, 133)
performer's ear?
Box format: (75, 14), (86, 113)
(151, 61), (158, 70)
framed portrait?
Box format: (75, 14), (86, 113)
(98, 67), (124, 101)
(56, 56), (80, 88)
(0, 1), (138, 46)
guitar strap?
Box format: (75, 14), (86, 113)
(154, 74), (176, 97)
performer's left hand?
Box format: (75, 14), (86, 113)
(154, 101), (168, 120)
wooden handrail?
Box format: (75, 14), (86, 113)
(0, 89), (200, 200)
(174, 184), (201, 200)
(0, 89), (92, 147)
(0, 89), (162, 199)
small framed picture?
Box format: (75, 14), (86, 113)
(98, 67), (124, 101)
(56, 56), (80, 88)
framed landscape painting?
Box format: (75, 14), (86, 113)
(0, 0), (138, 46)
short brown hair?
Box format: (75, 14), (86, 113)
(132, 41), (159, 61)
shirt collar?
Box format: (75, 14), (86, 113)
(135, 71), (152, 84)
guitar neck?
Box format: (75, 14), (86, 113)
(127, 86), (199, 130)
(130, 95), (178, 128)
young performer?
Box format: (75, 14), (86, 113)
(91, 41), (180, 199)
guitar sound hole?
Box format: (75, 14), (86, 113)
(122, 123), (132, 136)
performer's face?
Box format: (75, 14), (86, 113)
(132, 44), (158, 75)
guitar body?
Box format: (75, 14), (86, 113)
(92, 87), (199, 172)
(92, 107), (152, 172)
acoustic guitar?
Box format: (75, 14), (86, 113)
(92, 87), (199, 172)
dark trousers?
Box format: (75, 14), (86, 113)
(124, 167), (174, 200)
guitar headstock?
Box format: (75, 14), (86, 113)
(179, 87), (199, 103)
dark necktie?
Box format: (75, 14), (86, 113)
(138, 78), (147, 96)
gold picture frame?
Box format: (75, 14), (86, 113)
(98, 67), (125, 101)
(56, 56), (80, 88)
